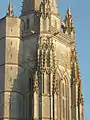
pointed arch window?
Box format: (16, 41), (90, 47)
(63, 99), (65, 118)
(43, 50), (46, 67)
(58, 70), (70, 120)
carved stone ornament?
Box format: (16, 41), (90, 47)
(40, 0), (51, 19)
(33, 71), (39, 93)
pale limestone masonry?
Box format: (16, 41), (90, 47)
(0, 1), (84, 120)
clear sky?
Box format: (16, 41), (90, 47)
(0, 0), (89, 120)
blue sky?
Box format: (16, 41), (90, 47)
(0, 0), (89, 120)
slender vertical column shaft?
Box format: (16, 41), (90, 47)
(34, 92), (39, 119)
(54, 93), (58, 119)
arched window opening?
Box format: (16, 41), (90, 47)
(47, 73), (50, 94)
(58, 69), (70, 120)
(29, 78), (32, 93)
(27, 18), (30, 30)
(43, 51), (46, 67)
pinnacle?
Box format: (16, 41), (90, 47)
(62, 5), (75, 36)
(6, 2), (14, 17)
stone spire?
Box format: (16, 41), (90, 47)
(21, 0), (40, 15)
(62, 6), (75, 36)
(6, 2), (14, 17)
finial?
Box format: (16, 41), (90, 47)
(67, 5), (71, 16)
(6, 2), (14, 17)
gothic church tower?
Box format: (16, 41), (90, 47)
(0, 2), (24, 120)
(0, 0), (84, 120)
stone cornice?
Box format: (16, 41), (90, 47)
(0, 36), (22, 41)
(0, 90), (24, 95)
(0, 63), (24, 69)
(40, 31), (75, 47)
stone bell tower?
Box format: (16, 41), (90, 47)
(0, 0), (84, 120)
(21, 0), (61, 119)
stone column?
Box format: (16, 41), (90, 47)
(54, 92), (58, 120)
(53, 79), (58, 120)
(34, 92), (39, 119)
(80, 97), (84, 120)
(75, 82), (79, 120)
(33, 71), (39, 120)
(50, 73), (53, 120)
